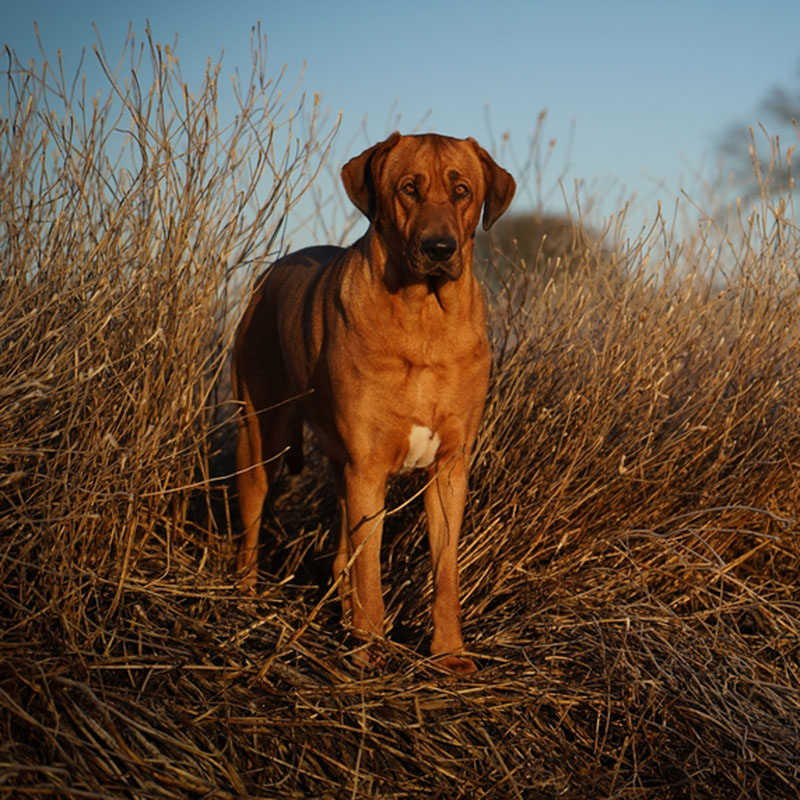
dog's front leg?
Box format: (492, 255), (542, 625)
(424, 453), (476, 674)
(332, 465), (387, 654)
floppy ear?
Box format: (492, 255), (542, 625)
(468, 139), (516, 230)
(341, 132), (402, 220)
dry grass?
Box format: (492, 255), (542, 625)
(2, 30), (800, 800)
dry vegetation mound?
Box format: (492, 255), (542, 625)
(2, 30), (800, 799)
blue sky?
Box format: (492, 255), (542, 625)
(5, 0), (800, 243)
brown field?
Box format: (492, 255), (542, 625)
(2, 32), (799, 799)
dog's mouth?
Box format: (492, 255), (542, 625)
(424, 260), (462, 286)
(409, 253), (463, 286)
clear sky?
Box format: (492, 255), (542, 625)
(4, 0), (800, 243)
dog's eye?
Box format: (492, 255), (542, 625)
(400, 181), (417, 197)
(453, 183), (471, 198)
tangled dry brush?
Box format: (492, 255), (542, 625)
(2, 30), (799, 799)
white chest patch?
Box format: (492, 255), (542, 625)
(402, 425), (441, 472)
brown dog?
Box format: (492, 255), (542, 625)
(232, 132), (514, 672)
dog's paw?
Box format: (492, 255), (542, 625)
(348, 639), (390, 672)
(434, 653), (478, 675)
(235, 570), (257, 596)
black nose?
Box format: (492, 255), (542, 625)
(421, 236), (457, 263)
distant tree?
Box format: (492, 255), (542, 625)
(474, 113), (610, 289)
(719, 65), (800, 200)
(475, 212), (602, 282)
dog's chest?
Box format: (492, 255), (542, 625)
(401, 424), (441, 473)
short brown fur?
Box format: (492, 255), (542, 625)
(232, 133), (515, 672)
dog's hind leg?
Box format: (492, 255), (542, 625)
(232, 319), (299, 592)
(233, 387), (269, 593)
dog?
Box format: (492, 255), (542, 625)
(232, 132), (515, 672)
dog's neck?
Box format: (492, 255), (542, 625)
(359, 229), (478, 316)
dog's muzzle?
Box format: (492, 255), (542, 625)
(418, 235), (461, 281)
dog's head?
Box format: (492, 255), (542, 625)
(342, 133), (515, 287)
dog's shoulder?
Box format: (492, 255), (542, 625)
(248, 244), (345, 298)
(276, 245), (345, 272)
